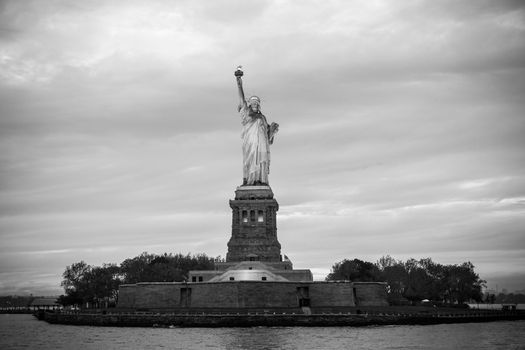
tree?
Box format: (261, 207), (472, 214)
(119, 252), (156, 284)
(60, 261), (122, 308)
(82, 264), (122, 307)
(404, 266), (434, 303)
(418, 258), (447, 301)
(376, 255), (408, 303)
(61, 261), (91, 294)
(443, 262), (485, 303)
(59, 252), (216, 308)
(375, 256), (486, 304)
(120, 252), (216, 284)
(60, 261), (92, 307)
(376, 255), (399, 270)
(381, 264), (408, 301)
(57, 291), (82, 308)
(326, 259), (381, 282)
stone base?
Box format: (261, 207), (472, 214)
(227, 185), (281, 263)
(117, 281), (389, 310)
(235, 185), (274, 200)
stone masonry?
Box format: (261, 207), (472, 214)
(226, 186), (282, 262)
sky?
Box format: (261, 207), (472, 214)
(1, 0), (524, 296)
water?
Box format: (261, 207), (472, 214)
(1, 314), (524, 349)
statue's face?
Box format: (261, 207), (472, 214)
(249, 100), (260, 111)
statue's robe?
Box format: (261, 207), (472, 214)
(239, 104), (270, 185)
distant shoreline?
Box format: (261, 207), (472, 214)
(0, 309), (34, 314)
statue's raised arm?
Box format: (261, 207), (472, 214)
(235, 66), (246, 112)
(234, 66), (278, 186)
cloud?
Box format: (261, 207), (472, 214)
(1, 0), (525, 294)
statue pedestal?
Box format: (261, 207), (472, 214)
(235, 185), (274, 200)
(226, 186), (282, 263)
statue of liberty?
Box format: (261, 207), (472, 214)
(235, 67), (279, 186)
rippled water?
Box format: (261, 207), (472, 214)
(1, 314), (524, 349)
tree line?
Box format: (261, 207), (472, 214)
(485, 292), (525, 304)
(325, 255), (486, 305)
(60, 252), (487, 308)
(59, 252), (219, 308)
